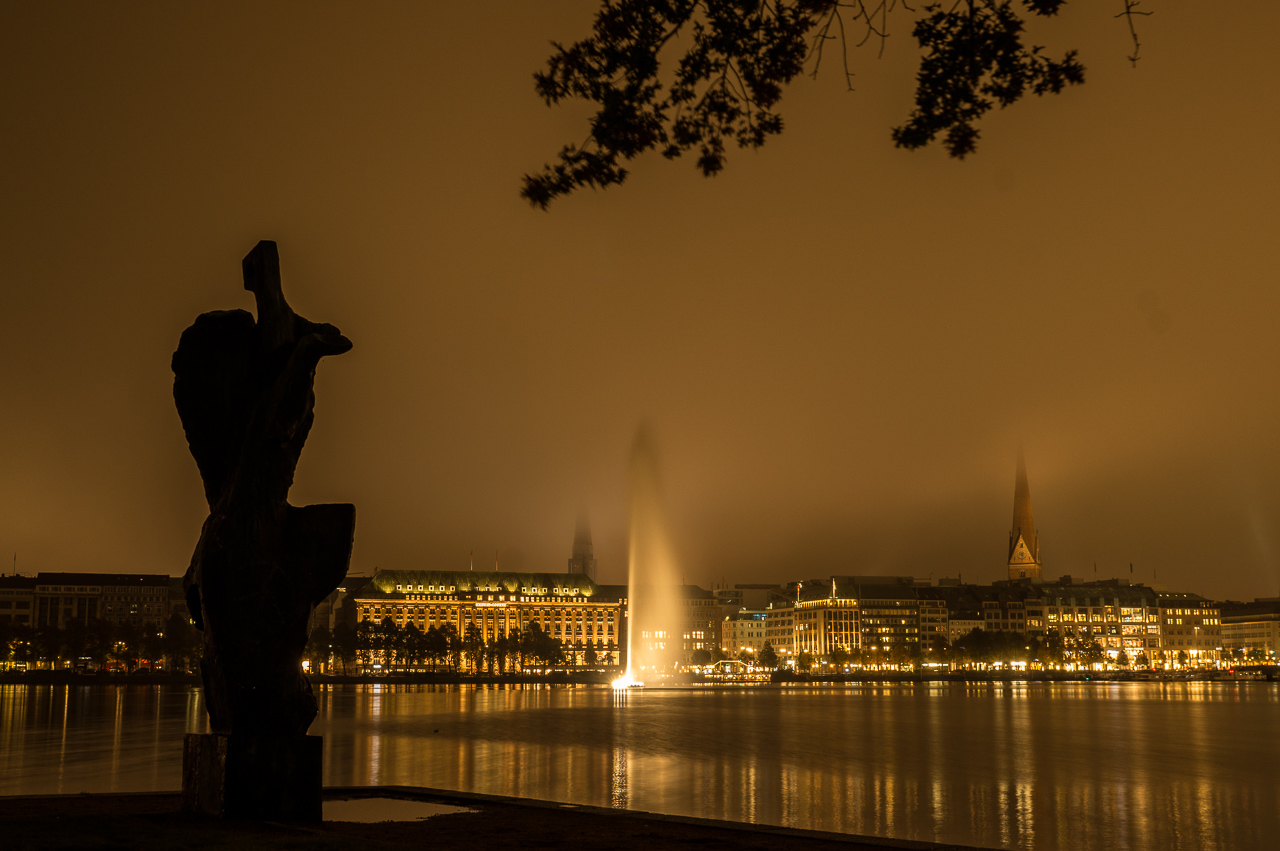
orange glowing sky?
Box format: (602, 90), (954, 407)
(1, 2), (1278, 599)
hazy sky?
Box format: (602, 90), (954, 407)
(2, 2), (1278, 600)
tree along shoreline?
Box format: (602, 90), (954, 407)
(0, 669), (616, 686)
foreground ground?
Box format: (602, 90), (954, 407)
(1, 787), (990, 851)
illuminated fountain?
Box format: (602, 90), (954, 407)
(612, 426), (681, 689)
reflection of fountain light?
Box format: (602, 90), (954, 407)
(619, 425), (681, 685)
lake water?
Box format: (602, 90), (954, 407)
(0, 681), (1276, 850)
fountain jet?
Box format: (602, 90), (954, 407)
(613, 425), (681, 688)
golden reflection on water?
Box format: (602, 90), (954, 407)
(303, 681), (1280, 850)
(1, 682), (1278, 850)
(0, 684), (209, 796)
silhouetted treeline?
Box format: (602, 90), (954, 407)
(736, 630), (1201, 673)
(306, 617), (615, 675)
(940, 630), (1170, 669)
(0, 613), (201, 672)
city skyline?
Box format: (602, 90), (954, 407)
(2, 4), (1279, 602)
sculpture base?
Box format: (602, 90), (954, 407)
(182, 733), (322, 822)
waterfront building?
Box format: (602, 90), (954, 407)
(714, 582), (784, 620)
(352, 569), (626, 669)
(980, 591), (1029, 634)
(1038, 582), (1159, 655)
(918, 595), (950, 651)
(721, 609), (769, 656)
(1008, 451), (1043, 582)
(773, 576), (928, 660)
(848, 578), (921, 653)
(90, 574), (176, 628)
(679, 584), (719, 661)
(792, 578), (867, 657)
(1220, 598), (1280, 659)
(919, 584), (987, 643)
(566, 513), (598, 581)
(946, 613), (984, 643)
(1155, 592), (1221, 662)
(763, 601), (795, 660)
(3, 573), (176, 629)
(0, 575), (35, 625)
(714, 585), (742, 610)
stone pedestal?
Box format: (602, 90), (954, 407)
(183, 733), (323, 822)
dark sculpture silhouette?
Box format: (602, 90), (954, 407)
(173, 240), (354, 821)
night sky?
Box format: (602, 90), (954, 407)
(2, 2), (1278, 600)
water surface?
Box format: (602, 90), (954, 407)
(1, 681), (1275, 850)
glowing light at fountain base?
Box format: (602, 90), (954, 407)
(611, 673), (642, 689)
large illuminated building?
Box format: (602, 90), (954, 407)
(352, 568), (627, 669)
(1008, 451), (1043, 582)
(792, 580), (860, 659)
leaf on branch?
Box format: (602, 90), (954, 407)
(892, 2), (1084, 158)
(522, 0), (822, 208)
(524, 1), (1088, 206)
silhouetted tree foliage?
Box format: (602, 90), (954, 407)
(162, 612), (203, 672)
(691, 648), (713, 665)
(758, 640), (779, 669)
(504, 630), (523, 672)
(950, 628), (1043, 666)
(305, 624), (332, 672)
(520, 0), (1138, 207)
(520, 622), (566, 667)
(891, 0), (1084, 157)
(402, 623), (426, 669)
(332, 621), (357, 674)
(0, 616), (201, 673)
(1081, 640), (1106, 666)
(463, 623), (485, 674)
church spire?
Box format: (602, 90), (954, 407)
(568, 511), (597, 581)
(1008, 450), (1042, 582)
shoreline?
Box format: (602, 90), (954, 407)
(1, 669), (1273, 687)
(0, 785), (996, 851)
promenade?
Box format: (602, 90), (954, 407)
(2, 787), (991, 851)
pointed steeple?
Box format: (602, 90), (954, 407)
(568, 511), (597, 581)
(1008, 450), (1042, 582)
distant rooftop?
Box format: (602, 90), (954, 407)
(370, 568), (602, 598)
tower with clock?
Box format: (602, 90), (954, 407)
(1008, 451), (1043, 582)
